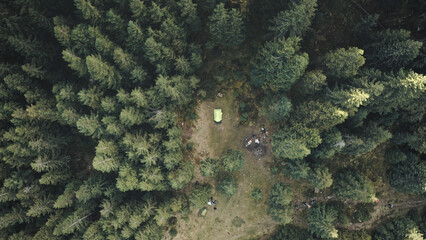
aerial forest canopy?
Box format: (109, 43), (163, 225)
(0, 0), (425, 239)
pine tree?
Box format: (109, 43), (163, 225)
(86, 54), (122, 89)
(283, 158), (310, 180)
(271, 0), (317, 37)
(323, 47), (365, 79)
(93, 140), (121, 173)
(189, 184), (212, 208)
(200, 158), (219, 177)
(390, 155), (426, 195)
(308, 164), (333, 190)
(265, 96), (292, 123)
(167, 162), (194, 190)
(365, 29), (422, 69)
(251, 37), (308, 91)
(208, 3), (245, 48)
(333, 170), (375, 202)
(298, 70), (327, 96)
(307, 204), (338, 239)
(218, 177), (238, 197)
(221, 149), (245, 173)
(62, 49), (87, 77)
(74, 0), (102, 22)
(76, 114), (103, 138)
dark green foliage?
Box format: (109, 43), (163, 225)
(283, 158), (310, 180)
(364, 29), (422, 69)
(390, 154), (426, 195)
(324, 47), (365, 79)
(307, 203), (339, 239)
(298, 70), (327, 96)
(208, 3), (245, 48)
(270, 225), (314, 240)
(374, 217), (422, 240)
(343, 123), (392, 157)
(200, 158), (219, 177)
(353, 203), (374, 223)
(189, 184), (212, 208)
(272, 124), (321, 160)
(312, 127), (343, 159)
(268, 183), (294, 225)
(0, 0), (425, 239)
(338, 230), (372, 240)
(250, 37), (309, 91)
(308, 164), (333, 190)
(385, 147), (407, 164)
(333, 170), (375, 202)
(269, 183), (293, 206)
(271, 0), (317, 38)
(264, 96), (292, 123)
(221, 149), (245, 173)
(218, 177), (238, 197)
(251, 188), (263, 202)
(169, 228), (178, 237)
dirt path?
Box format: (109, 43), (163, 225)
(347, 199), (426, 231)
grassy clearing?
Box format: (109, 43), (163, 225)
(172, 90), (280, 240)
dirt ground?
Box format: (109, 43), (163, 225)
(171, 91), (280, 240)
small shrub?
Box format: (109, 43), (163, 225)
(189, 184), (212, 208)
(186, 142), (194, 151)
(353, 203), (374, 222)
(169, 228), (178, 237)
(232, 216), (245, 227)
(218, 177), (238, 197)
(251, 188), (263, 202)
(200, 158), (219, 177)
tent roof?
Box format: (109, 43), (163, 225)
(214, 109), (222, 122)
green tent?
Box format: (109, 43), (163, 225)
(214, 109), (222, 123)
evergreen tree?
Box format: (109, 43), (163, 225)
(251, 37), (308, 91)
(307, 204), (338, 239)
(333, 170), (375, 202)
(218, 177), (238, 197)
(323, 47), (365, 79)
(189, 184), (212, 208)
(268, 183), (294, 225)
(298, 70), (327, 96)
(308, 164), (333, 190)
(265, 96), (292, 123)
(208, 3), (245, 48)
(271, 0), (317, 37)
(365, 29), (422, 69)
(200, 158), (219, 177)
(283, 158), (310, 180)
(221, 149), (245, 173)
(390, 155), (426, 195)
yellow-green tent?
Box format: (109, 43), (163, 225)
(214, 109), (222, 123)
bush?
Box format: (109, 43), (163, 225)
(251, 188), (263, 202)
(189, 184), (212, 208)
(385, 147), (407, 164)
(199, 158), (219, 177)
(353, 203), (374, 222)
(186, 142), (194, 151)
(218, 177), (238, 197)
(169, 228), (178, 237)
(231, 216), (245, 227)
(221, 149), (245, 173)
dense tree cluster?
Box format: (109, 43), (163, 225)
(0, 0), (425, 238)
